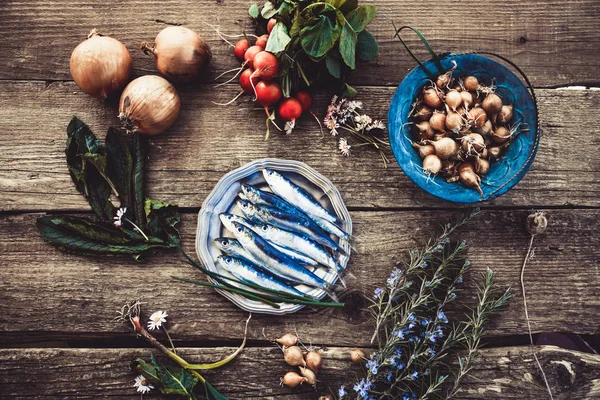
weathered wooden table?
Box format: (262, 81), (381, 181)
(1, 0), (599, 399)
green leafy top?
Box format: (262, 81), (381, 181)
(249, 0), (379, 97)
(37, 117), (181, 260)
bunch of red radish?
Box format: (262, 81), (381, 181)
(227, 19), (314, 138)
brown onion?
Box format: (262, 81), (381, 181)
(413, 104), (433, 121)
(274, 333), (298, 348)
(445, 111), (464, 132)
(119, 75), (180, 135)
(436, 71), (452, 89)
(461, 133), (486, 155)
(478, 119), (493, 137)
(475, 157), (490, 175)
(460, 91), (473, 109)
(299, 366), (317, 386)
(428, 137), (459, 159)
(305, 351), (323, 373)
(350, 349), (365, 363)
(414, 121), (434, 140)
(445, 90), (462, 111)
(284, 345), (306, 367)
(423, 88), (443, 109)
(70, 29), (132, 99)
(142, 26), (211, 83)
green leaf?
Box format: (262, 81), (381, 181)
(277, 1), (295, 18)
(345, 4), (376, 33)
(339, 23), (357, 69)
(340, 0), (358, 14)
(342, 83), (358, 98)
(265, 22), (291, 53)
(66, 117), (114, 220)
(300, 15), (341, 59)
(144, 199), (181, 246)
(161, 363), (198, 398)
(261, 1), (278, 19)
(132, 134), (147, 228)
(131, 357), (161, 384)
(290, 8), (310, 38)
(326, 0), (346, 8)
(356, 29), (379, 61)
(205, 381), (230, 400)
(248, 3), (259, 18)
(325, 54), (341, 78)
(36, 216), (170, 258)
(105, 128), (133, 208)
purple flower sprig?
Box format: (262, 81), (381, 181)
(324, 96), (391, 167)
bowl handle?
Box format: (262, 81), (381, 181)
(470, 51), (541, 200)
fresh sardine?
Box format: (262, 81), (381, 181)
(230, 222), (328, 289)
(217, 255), (304, 297)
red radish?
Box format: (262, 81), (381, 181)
(267, 19), (277, 33)
(244, 45), (263, 68)
(234, 39), (249, 62)
(295, 91), (313, 111)
(278, 98), (302, 121)
(251, 51), (279, 82)
(239, 68), (259, 94)
(256, 34), (269, 48)
(255, 80), (282, 107)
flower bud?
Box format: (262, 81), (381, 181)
(526, 212), (547, 236)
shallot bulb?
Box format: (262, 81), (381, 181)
(70, 29), (132, 99)
(488, 146), (502, 160)
(467, 107), (487, 129)
(482, 92), (503, 116)
(299, 366), (317, 386)
(445, 111), (464, 132)
(497, 105), (514, 124)
(414, 121), (434, 140)
(458, 162), (483, 196)
(428, 137), (459, 159)
(280, 371), (307, 387)
(118, 75), (180, 135)
(461, 133), (486, 155)
(429, 112), (447, 132)
(413, 104), (433, 121)
(142, 26), (211, 83)
(423, 87), (443, 109)
(305, 350), (323, 372)
(436, 70), (453, 89)
(460, 91), (473, 109)
(475, 157), (490, 175)
(478, 119), (493, 137)
(284, 345), (306, 367)
(422, 154), (442, 175)
(445, 90), (462, 111)
(463, 76), (479, 91)
(412, 142), (435, 159)
(274, 333), (298, 348)
(492, 126), (512, 144)
(349, 349), (365, 363)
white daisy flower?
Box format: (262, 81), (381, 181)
(134, 375), (154, 394)
(367, 119), (386, 131)
(354, 114), (372, 130)
(114, 207), (126, 228)
(147, 310), (168, 331)
(339, 138), (351, 157)
(284, 120), (295, 135)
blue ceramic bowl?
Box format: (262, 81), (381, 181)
(388, 53), (540, 203)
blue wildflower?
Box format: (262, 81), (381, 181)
(338, 385), (347, 398)
(428, 347), (436, 357)
(353, 379), (373, 399)
(373, 287), (384, 300)
(387, 268), (401, 287)
(410, 371), (419, 381)
(365, 357), (379, 375)
(402, 392), (417, 400)
(424, 368), (431, 376)
(456, 275), (463, 284)
(385, 370), (393, 382)
(437, 311), (448, 324)
(408, 336), (419, 344)
(421, 317), (431, 326)
(448, 292), (457, 300)
(393, 328), (407, 339)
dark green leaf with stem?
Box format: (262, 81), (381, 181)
(144, 199), (181, 247)
(339, 23), (357, 69)
(105, 127), (133, 208)
(261, 1), (278, 18)
(325, 54), (342, 78)
(356, 30), (378, 61)
(345, 4), (376, 33)
(132, 133), (147, 227)
(248, 3), (259, 18)
(300, 14), (341, 59)
(266, 22), (292, 53)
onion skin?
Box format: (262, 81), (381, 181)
(497, 105), (514, 124)
(414, 121), (434, 140)
(492, 126), (511, 144)
(422, 154), (442, 175)
(412, 142), (435, 159)
(305, 350), (323, 373)
(280, 371), (307, 388)
(475, 157), (490, 175)
(482, 93), (503, 116)
(299, 366), (317, 386)
(467, 107), (487, 129)
(142, 26), (211, 83)
(118, 75), (180, 135)
(70, 29), (132, 99)
(349, 349), (365, 363)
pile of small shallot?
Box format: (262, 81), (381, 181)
(272, 332), (322, 389)
(410, 68), (518, 197)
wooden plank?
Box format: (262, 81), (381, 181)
(0, 0), (599, 87)
(0, 82), (598, 211)
(0, 345), (598, 399)
(1, 209), (598, 345)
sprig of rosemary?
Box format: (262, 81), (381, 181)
(337, 209), (511, 400)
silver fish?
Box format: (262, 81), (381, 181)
(256, 224), (340, 272)
(230, 222), (328, 289)
(219, 213), (253, 233)
(217, 255), (304, 297)
(269, 242), (320, 268)
(214, 237), (263, 266)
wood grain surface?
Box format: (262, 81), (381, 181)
(0, 0), (599, 87)
(0, 346), (598, 399)
(0, 83), (598, 211)
(1, 0), (599, 398)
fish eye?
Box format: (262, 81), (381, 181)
(237, 227), (242, 233)
(262, 225), (268, 231)
(225, 258), (232, 264)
